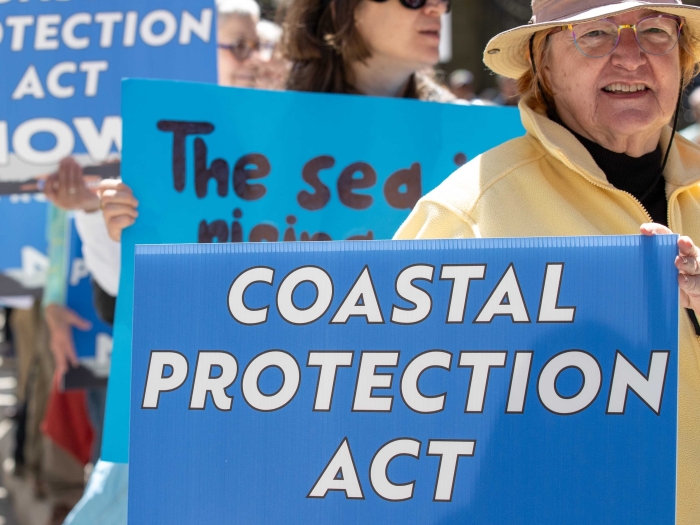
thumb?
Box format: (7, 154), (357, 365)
(64, 309), (92, 331)
(640, 223), (673, 236)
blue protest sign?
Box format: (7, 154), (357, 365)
(64, 216), (112, 388)
(106, 79), (526, 462)
(0, 195), (47, 298)
(0, 0), (217, 296)
(129, 236), (678, 524)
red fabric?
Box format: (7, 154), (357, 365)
(41, 380), (94, 465)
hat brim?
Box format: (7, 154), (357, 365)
(483, 3), (700, 79)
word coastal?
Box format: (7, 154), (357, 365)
(228, 261), (577, 326)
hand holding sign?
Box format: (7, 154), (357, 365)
(44, 303), (91, 380)
(676, 235), (700, 308)
(44, 157), (101, 212)
(98, 179), (139, 242)
(641, 222), (700, 314)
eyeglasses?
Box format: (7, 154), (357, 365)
(371, 0), (451, 12)
(218, 39), (275, 61)
(551, 14), (683, 58)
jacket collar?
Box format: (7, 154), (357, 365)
(519, 102), (700, 192)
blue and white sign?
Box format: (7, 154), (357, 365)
(106, 79), (526, 462)
(0, 0), (217, 295)
(64, 216), (112, 386)
(129, 236), (678, 524)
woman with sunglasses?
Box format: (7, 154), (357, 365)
(98, 0), (455, 242)
(396, 0), (700, 521)
(283, 0), (454, 100)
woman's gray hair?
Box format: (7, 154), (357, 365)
(216, 0), (261, 21)
(257, 19), (283, 44)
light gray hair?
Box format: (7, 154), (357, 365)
(257, 19), (283, 44)
(216, 0), (261, 21)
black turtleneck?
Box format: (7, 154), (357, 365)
(569, 130), (668, 226)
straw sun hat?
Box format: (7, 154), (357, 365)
(483, 0), (700, 79)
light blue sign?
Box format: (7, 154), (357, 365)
(106, 79), (526, 462)
(129, 236), (678, 524)
(0, 0), (217, 295)
(65, 216), (112, 375)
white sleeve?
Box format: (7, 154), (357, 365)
(74, 210), (121, 297)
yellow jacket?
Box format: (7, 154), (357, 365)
(395, 102), (700, 522)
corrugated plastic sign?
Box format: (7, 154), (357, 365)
(129, 235), (678, 525)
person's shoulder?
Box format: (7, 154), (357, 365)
(422, 134), (545, 213)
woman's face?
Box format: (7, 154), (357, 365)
(354, 0), (448, 71)
(545, 9), (681, 154)
(217, 14), (260, 88)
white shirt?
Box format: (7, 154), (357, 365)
(74, 210), (120, 297)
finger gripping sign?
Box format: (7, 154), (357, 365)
(129, 235), (678, 525)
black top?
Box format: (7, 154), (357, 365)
(91, 278), (116, 326)
(570, 130), (668, 226)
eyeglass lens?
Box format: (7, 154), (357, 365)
(225, 39), (258, 60)
(571, 15), (681, 58)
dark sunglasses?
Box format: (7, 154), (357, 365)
(324, 0), (451, 12)
(375, 0), (451, 11)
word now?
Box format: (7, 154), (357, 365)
(228, 262), (575, 326)
(0, 116), (120, 165)
(308, 437), (474, 502)
(0, 9), (212, 51)
(142, 349), (669, 417)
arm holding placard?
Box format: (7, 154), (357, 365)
(44, 158), (101, 214)
(42, 206), (92, 380)
(42, 160), (97, 380)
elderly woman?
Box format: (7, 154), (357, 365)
(396, 0), (700, 520)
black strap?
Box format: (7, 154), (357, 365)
(687, 309), (700, 336)
(639, 77), (683, 202)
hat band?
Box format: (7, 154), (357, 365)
(532, 0), (682, 24)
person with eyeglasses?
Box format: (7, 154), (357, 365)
(283, 0), (454, 100)
(395, 1), (700, 522)
(256, 19), (290, 90)
(217, 0), (264, 87)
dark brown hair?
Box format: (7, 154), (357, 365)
(282, 0), (453, 101)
